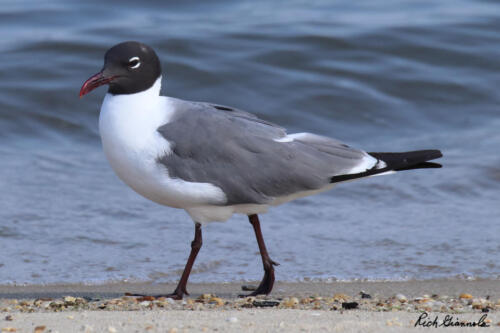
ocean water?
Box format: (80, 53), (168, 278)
(1, 0), (499, 285)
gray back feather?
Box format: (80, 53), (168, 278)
(157, 99), (368, 205)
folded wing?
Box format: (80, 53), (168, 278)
(157, 100), (380, 205)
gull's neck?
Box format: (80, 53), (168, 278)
(104, 76), (163, 105)
(99, 76), (168, 139)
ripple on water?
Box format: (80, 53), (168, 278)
(0, 0), (499, 284)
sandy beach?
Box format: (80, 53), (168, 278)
(1, 280), (499, 332)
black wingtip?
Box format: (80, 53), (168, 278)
(422, 149), (443, 160)
(368, 149), (443, 171)
(330, 149), (443, 184)
(395, 161), (442, 171)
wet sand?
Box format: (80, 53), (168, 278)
(1, 279), (499, 300)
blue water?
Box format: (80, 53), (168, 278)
(1, 0), (499, 285)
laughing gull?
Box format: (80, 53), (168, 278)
(80, 41), (442, 299)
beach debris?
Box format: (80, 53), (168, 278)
(459, 293), (473, 299)
(341, 302), (358, 310)
(165, 298), (176, 305)
(209, 297), (224, 306)
(333, 293), (350, 302)
(1, 328), (17, 332)
(49, 301), (64, 310)
(300, 297), (312, 305)
(252, 300), (280, 307)
(0, 289), (498, 314)
(472, 303), (483, 310)
(37, 298), (52, 302)
(241, 285), (257, 291)
(34, 326), (46, 333)
(430, 300), (445, 311)
(414, 297), (429, 304)
(198, 294), (212, 301)
(360, 291), (371, 299)
(395, 294), (407, 303)
(282, 297), (299, 308)
(107, 326), (117, 333)
(63, 296), (76, 305)
(226, 317), (238, 323)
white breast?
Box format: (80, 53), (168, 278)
(98, 78), (227, 209)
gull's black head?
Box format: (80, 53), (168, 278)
(80, 41), (161, 97)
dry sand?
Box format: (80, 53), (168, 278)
(1, 280), (499, 332)
(4, 310), (498, 333)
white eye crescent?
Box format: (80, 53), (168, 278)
(128, 56), (141, 69)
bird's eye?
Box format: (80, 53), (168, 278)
(128, 57), (141, 69)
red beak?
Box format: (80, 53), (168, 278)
(79, 71), (118, 98)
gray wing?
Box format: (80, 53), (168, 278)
(157, 99), (371, 205)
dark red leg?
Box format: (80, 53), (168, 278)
(242, 214), (279, 296)
(127, 222), (202, 300)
